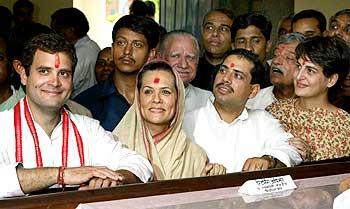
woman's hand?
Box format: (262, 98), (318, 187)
(201, 163), (226, 176)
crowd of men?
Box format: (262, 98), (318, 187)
(0, 0), (349, 199)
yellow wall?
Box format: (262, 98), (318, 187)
(295, 0), (350, 25)
(0, 0), (73, 26)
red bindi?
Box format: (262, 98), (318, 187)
(55, 54), (60, 68)
(153, 77), (160, 84)
(230, 63), (235, 68)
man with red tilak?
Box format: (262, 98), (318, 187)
(0, 33), (152, 198)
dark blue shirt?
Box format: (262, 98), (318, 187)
(74, 77), (130, 131)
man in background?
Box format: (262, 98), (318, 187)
(192, 9), (234, 91)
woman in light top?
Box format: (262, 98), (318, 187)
(113, 60), (225, 180)
(267, 36), (350, 162)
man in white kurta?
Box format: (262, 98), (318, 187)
(0, 33), (152, 198)
(183, 49), (302, 173)
(184, 96), (301, 173)
(159, 30), (212, 114)
(0, 99), (152, 197)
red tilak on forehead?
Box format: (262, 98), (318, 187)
(153, 77), (160, 84)
(55, 54), (60, 68)
(230, 63), (235, 68)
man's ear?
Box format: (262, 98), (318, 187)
(12, 59), (24, 75)
(148, 48), (157, 60)
(13, 60), (28, 86)
(248, 83), (260, 99)
(327, 73), (339, 88)
(266, 40), (272, 54)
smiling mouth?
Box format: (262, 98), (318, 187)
(296, 81), (308, 88)
(149, 108), (165, 113)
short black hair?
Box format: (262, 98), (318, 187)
(51, 8), (89, 38)
(13, 0), (34, 15)
(202, 8), (235, 26)
(112, 15), (160, 50)
(223, 49), (265, 85)
(231, 13), (272, 41)
(21, 33), (77, 76)
(292, 9), (327, 33)
(296, 36), (350, 103)
(145, 1), (156, 17)
(129, 0), (148, 17)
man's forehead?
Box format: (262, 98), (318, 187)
(224, 55), (253, 69)
(115, 28), (147, 41)
(236, 26), (265, 38)
(167, 37), (197, 53)
(204, 11), (232, 25)
(277, 42), (298, 51)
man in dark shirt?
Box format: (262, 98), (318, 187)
(75, 15), (159, 131)
(192, 9), (234, 91)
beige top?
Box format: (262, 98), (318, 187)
(113, 61), (207, 180)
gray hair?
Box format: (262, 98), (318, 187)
(277, 32), (306, 46)
(158, 30), (200, 63)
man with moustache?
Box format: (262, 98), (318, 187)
(75, 15), (160, 131)
(246, 33), (305, 109)
(158, 30), (212, 113)
(184, 49), (301, 173)
(327, 9), (350, 112)
(192, 9), (234, 91)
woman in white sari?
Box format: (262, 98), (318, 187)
(113, 60), (225, 180)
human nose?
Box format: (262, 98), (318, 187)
(152, 91), (162, 103)
(48, 74), (61, 86)
(123, 43), (132, 55)
(222, 71), (233, 83)
(179, 56), (188, 69)
(244, 41), (254, 52)
(272, 54), (282, 66)
(295, 68), (306, 80)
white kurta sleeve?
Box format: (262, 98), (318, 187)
(80, 116), (153, 182)
(258, 111), (302, 167)
(0, 164), (25, 198)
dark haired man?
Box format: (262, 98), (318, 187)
(184, 49), (301, 173)
(13, 0), (34, 26)
(231, 13), (272, 88)
(327, 9), (350, 112)
(75, 15), (160, 131)
(0, 33), (152, 198)
(292, 9), (326, 38)
(192, 9), (234, 91)
(51, 8), (100, 98)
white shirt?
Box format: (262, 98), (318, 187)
(185, 84), (212, 113)
(334, 189), (350, 209)
(71, 35), (100, 98)
(183, 97), (302, 173)
(0, 99), (152, 198)
(246, 86), (276, 110)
